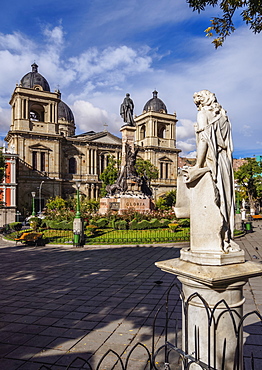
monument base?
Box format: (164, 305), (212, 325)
(99, 195), (154, 215)
(180, 246), (245, 266)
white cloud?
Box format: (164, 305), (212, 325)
(0, 107), (11, 136)
(72, 100), (120, 134)
(68, 45), (152, 87)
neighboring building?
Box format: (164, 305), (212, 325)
(4, 64), (180, 215)
(0, 149), (18, 225)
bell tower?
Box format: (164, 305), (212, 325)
(9, 63), (60, 136)
(135, 90), (180, 196)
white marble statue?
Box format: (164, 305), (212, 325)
(193, 90), (235, 242)
(175, 90), (243, 263)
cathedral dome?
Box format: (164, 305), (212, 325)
(20, 63), (50, 91)
(143, 90), (167, 114)
(58, 100), (74, 123)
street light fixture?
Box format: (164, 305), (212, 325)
(73, 180), (84, 247)
(31, 191), (36, 216)
(75, 180), (81, 219)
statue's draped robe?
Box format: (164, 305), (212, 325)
(197, 107), (235, 241)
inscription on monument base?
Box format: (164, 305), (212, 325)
(110, 202), (120, 211)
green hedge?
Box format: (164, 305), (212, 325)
(9, 222), (22, 231)
(90, 218), (109, 228)
(115, 220), (128, 230)
(45, 219), (73, 230)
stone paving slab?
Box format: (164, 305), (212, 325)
(0, 224), (261, 369)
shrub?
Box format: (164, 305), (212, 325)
(148, 218), (161, 229)
(9, 222), (22, 231)
(168, 223), (179, 232)
(129, 219), (138, 230)
(178, 218), (190, 227)
(159, 219), (170, 227)
(45, 219), (73, 230)
(86, 224), (97, 235)
(94, 218), (109, 228)
(115, 220), (127, 230)
(29, 217), (42, 231)
(136, 220), (150, 230)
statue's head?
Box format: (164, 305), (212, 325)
(193, 90), (217, 110)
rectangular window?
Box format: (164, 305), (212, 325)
(165, 163), (169, 179)
(32, 151), (37, 170)
(160, 163), (163, 179)
(41, 152), (45, 172)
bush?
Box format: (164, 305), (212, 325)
(45, 219), (73, 230)
(148, 218), (161, 229)
(159, 219), (170, 227)
(9, 222), (22, 231)
(168, 223), (179, 232)
(85, 224), (97, 236)
(129, 219), (138, 230)
(178, 218), (190, 227)
(136, 220), (150, 230)
(29, 217), (42, 231)
(115, 220), (128, 230)
(94, 218), (109, 228)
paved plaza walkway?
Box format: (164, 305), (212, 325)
(0, 222), (262, 369)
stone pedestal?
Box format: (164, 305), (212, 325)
(120, 125), (136, 170)
(99, 195), (154, 215)
(155, 258), (262, 370)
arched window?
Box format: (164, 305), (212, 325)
(158, 126), (166, 138)
(140, 125), (146, 139)
(69, 157), (77, 174)
(30, 104), (44, 122)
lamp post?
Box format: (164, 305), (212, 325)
(39, 181), (44, 214)
(31, 192), (36, 216)
(73, 180), (84, 247)
(75, 181), (81, 218)
(16, 210), (21, 222)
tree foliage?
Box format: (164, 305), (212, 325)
(156, 190), (177, 210)
(135, 158), (159, 181)
(187, 0), (262, 47)
(99, 155), (119, 196)
(234, 158), (262, 211)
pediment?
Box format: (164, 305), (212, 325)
(159, 156), (173, 162)
(89, 132), (122, 145)
(29, 143), (51, 151)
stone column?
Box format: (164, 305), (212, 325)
(120, 125), (136, 170)
(90, 149), (94, 175)
(156, 258), (262, 370)
(94, 149), (97, 175)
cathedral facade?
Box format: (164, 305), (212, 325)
(4, 64), (180, 215)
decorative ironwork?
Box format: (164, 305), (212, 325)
(34, 283), (261, 370)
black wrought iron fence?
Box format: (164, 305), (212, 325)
(37, 284), (262, 370)
(42, 228), (190, 245)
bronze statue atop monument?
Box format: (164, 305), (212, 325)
(120, 93), (135, 127)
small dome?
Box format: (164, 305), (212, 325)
(20, 63), (50, 92)
(58, 100), (74, 123)
(143, 90), (167, 114)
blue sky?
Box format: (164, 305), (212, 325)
(0, 0), (261, 158)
